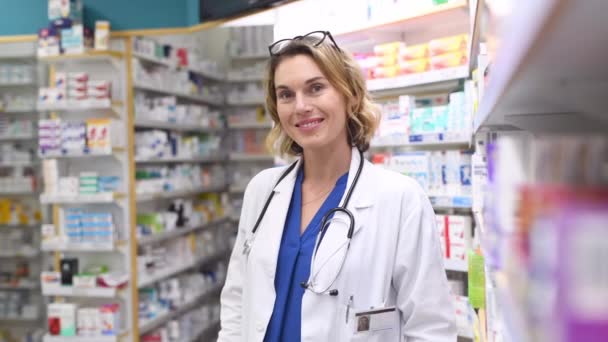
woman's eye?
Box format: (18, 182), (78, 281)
(278, 91), (292, 100)
(311, 84), (324, 93)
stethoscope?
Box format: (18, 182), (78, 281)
(242, 149), (365, 297)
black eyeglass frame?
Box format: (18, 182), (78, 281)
(268, 30), (342, 56)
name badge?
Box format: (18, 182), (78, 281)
(353, 306), (398, 334)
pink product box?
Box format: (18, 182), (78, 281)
(68, 89), (88, 100)
(68, 72), (88, 82)
(68, 81), (87, 92)
(88, 80), (111, 92)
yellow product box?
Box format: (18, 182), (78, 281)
(373, 41), (405, 57)
(86, 118), (111, 151)
(0, 199), (10, 224)
(430, 51), (468, 70)
(377, 54), (399, 67)
(372, 65), (400, 79)
(428, 34), (468, 57)
(398, 58), (430, 75)
(399, 43), (429, 61)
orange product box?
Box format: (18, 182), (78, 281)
(398, 58), (430, 75)
(399, 43), (429, 61)
(428, 34), (468, 57)
(430, 51), (468, 70)
(373, 41), (405, 57)
(372, 65), (400, 79)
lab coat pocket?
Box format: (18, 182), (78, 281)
(346, 306), (400, 342)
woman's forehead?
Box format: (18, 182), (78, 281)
(274, 55), (325, 87)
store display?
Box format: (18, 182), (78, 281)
(229, 129), (268, 155)
(0, 64), (36, 84)
(0, 291), (39, 320)
(135, 164), (224, 196)
(479, 135), (608, 342)
(38, 118), (119, 156)
(135, 94), (222, 128)
(355, 34), (469, 80)
(372, 149), (472, 199)
(47, 302), (121, 337)
(226, 82), (264, 105)
(0, 118), (35, 139)
(38, 72), (112, 106)
(372, 90), (472, 146)
(227, 26), (274, 57)
(137, 196), (224, 240)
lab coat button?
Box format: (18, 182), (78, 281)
(256, 321), (265, 332)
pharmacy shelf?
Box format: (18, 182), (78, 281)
(229, 153), (275, 162)
(138, 249), (229, 288)
(229, 184), (246, 194)
(228, 122), (273, 130)
(41, 241), (124, 252)
(229, 53), (268, 60)
(0, 281), (38, 290)
(138, 217), (229, 247)
(0, 190), (39, 197)
(39, 147), (124, 159)
(40, 192), (125, 205)
(139, 284), (223, 335)
(42, 285), (118, 298)
(37, 50), (125, 64)
(0, 317), (39, 323)
(0, 249), (39, 259)
(370, 132), (471, 149)
(227, 75), (264, 82)
(133, 118), (222, 133)
(135, 154), (225, 165)
(0, 108), (37, 115)
(132, 53), (224, 81)
(429, 195), (472, 210)
(467, 0), (482, 74)
(43, 334), (122, 342)
(0, 81), (36, 87)
(136, 184), (226, 203)
(0, 224), (38, 229)
(226, 100), (265, 106)
(474, 0), (608, 133)
(37, 99), (121, 113)
(0, 161), (38, 168)
(444, 259), (468, 273)
(366, 66), (469, 93)
(133, 83), (223, 107)
(0, 135), (36, 142)
(191, 320), (221, 342)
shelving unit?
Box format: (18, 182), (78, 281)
(36, 45), (137, 341)
(471, 1), (608, 342)
(0, 47), (45, 340)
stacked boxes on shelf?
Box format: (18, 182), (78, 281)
(135, 164), (224, 196)
(372, 150), (472, 200)
(135, 130), (221, 161)
(42, 160), (121, 197)
(38, 0), (110, 57)
(137, 195), (224, 240)
(46, 302), (120, 337)
(372, 90), (472, 146)
(38, 72), (112, 107)
(38, 117), (118, 156)
(0, 118), (35, 139)
(435, 214), (472, 262)
(41, 208), (116, 246)
(355, 34), (469, 80)
(134, 94), (222, 128)
(0, 199), (41, 226)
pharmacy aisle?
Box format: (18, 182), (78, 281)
(471, 1), (608, 341)
(0, 42), (46, 341)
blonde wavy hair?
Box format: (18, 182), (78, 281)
(264, 34), (380, 157)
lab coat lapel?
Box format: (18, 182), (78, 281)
(311, 148), (374, 282)
(254, 158), (301, 282)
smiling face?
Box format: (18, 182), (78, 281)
(273, 54), (349, 154)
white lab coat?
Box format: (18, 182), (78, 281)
(218, 147), (457, 342)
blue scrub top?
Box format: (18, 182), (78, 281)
(264, 167), (349, 342)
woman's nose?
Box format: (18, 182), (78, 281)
(294, 93), (312, 114)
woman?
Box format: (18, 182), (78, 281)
(219, 31), (456, 341)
